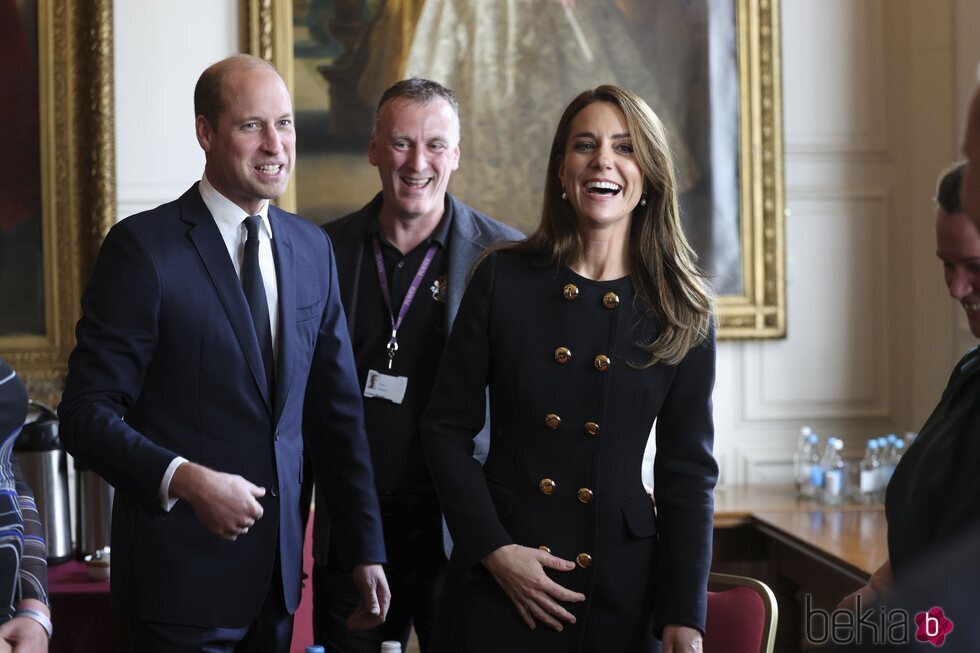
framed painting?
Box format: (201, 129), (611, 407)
(0, 0), (116, 405)
(245, 0), (784, 338)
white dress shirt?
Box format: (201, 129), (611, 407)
(158, 176), (280, 509)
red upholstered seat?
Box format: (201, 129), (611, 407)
(704, 573), (778, 653)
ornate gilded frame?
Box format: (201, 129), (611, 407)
(0, 1), (116, 404)
(244, 0), (785, 339)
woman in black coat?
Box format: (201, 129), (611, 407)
(422, 85), (718, 653)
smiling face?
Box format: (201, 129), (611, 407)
(558, 101), (645, 234)
(369, 97), (460, 224)
(196, 63), (295, 215)
(937, 207), (980, 338)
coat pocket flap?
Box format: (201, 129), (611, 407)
(622, 495), (657, 538)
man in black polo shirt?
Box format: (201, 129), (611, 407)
(313, 78), (522, 652)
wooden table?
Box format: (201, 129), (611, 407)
(711, 485), (888, 651)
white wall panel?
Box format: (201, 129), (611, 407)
(783, 0), (887, 155)
(114, 0), (239, 221)
(743, 194), (890, 419)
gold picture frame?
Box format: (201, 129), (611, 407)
(245, 0), (784, 339)
(0, 0), (116, 404)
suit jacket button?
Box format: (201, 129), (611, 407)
(563, 284), (579, 301)
(584, 421), (600, 437)
(274, 430), (280, 441)
(539, 545), (551, 554)
(270, 486), (279, 497)
(544, 413), (561, 430)
(602, 292), (620, 309)
(554, 346), (571, 364)
(594, 354), (611, 371)
(576, 553), (592, 569)
(577, 488), (593, 504)
(539, 478), (556, 495)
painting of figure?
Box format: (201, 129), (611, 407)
(293, 0), (742, 293)
(0, 0), (45, 336)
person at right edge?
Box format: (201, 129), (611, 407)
(838, 164), (980, 630)
(421, 85), (718, 652)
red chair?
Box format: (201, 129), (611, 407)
(704, 572), (778, 653)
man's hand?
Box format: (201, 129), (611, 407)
(482, 544), (586, 631)
(662, 624), (703, 653)
(169, 462), (265, 540)
(347, 564), (390, 630)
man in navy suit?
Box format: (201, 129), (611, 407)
(58, 54), (388, 652)
(312, 78), (522, 652)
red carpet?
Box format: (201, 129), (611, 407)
(291, 513), (316, 652)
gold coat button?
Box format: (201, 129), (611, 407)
(539, 545), (551, 554)
(544, 413), (561, 430)
(554, 346), (571, 364)
(594, 355), (611, 371)
(576, 553), (593, 569)
(539, 478), (556, 495)
(602, 292), (620, 309)
(584, 421), (600, 437)
(563, 283), (579, 301)
(577, 488), (593, 504)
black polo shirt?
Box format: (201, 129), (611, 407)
(349, 201), (452, 494)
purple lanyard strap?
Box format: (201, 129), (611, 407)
(372, 234), (438, 369)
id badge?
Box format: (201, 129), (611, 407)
(364, 369), (408, 404)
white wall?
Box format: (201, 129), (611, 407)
(114, 0), (240, 218)
(113, 1), (979, 485)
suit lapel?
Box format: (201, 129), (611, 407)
(270, 207), (295, 423)
(327, 200), (375, 333)
(446, 197), (486, 331)
(182, 187), (273, 414)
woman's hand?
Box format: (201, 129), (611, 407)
(482, 544), (586, 631)
(662, 624), (703, 653)
(0, 599), (50, 653)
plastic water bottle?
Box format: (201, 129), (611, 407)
(858, 440), (881, 504)
(821, 437), (846, 505)
(806, 435), (826, 498)
(903, 431), (917, 448)
(381, 642), (403, 653)
(794, 428), (819, 497)
(879, 435), (899, 489)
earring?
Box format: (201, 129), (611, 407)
(561, 190), (567, 200)
(640, 194), (647, 207)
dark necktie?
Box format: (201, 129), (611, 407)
(242, 215), (275, 398)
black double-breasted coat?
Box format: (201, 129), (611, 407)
(422, 251), (718, 652)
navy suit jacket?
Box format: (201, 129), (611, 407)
(59, 184), (385, 627)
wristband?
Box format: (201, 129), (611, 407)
(14, 608), (52, 638)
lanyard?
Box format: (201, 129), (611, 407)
(372, 234), (438, 369)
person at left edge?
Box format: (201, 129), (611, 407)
(57, 54), (388, 653)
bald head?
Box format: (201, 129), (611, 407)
(194, 54), (282, 130)
(961, 85), (980, 224)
